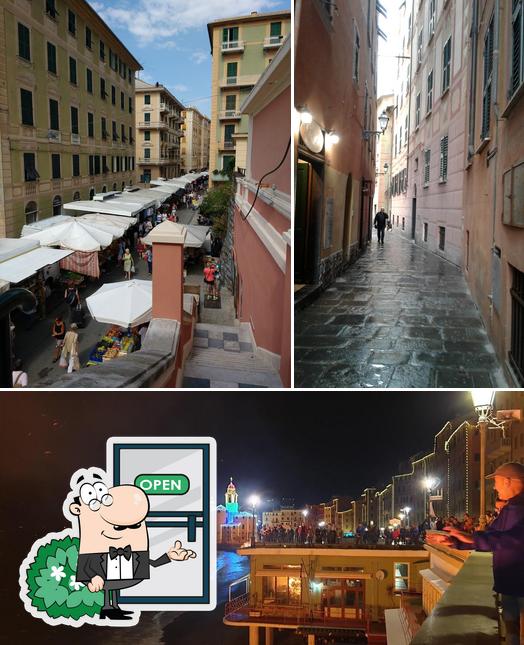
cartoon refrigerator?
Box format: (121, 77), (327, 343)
(106, 437), (216, 611)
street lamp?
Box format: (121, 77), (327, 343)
(298, 107), (312, 124)
(401, 506), (411, 527)
(470, 389), (521, 529)
(423, 477), (438, 520)
(325, 131), (340, 146)
(248, 494), (260, 547)
(363, 110), (389, 140)
(302, 509), (309, 524)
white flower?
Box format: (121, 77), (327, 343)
(69, 574), (84, 591)
(49, 565), (66, 582)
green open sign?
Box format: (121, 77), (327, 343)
(135, 474), (190, 495)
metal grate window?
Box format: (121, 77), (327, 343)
(442, 37), (452, 93)
(440, 135), (448, 181)
(424, 148), (431, 185)
(510, 266), (524, 385)
(511, 0), (523, 97)
(482, 16), (494, 138)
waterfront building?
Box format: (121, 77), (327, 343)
(0, 0), (141, 236)
(134, 78), (184, 182)
(217, 478), (255, 545)
(207, 9), (291, 185)
(181, 106), (210, 173)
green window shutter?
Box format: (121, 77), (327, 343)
(511, 1), (523, 96)
(225, 95), (236, 110)
(18, 23), (30, 60)
(47, 42), (57, 74)
(69, 57), (77, 84)
(231, 27), (239, 41)
(270, 22), (282, 37)
(51, 154), (61, 179)
(227, 62), (237, 77)
(71, 106), (79, 134)
(20, 89), (33, 125)
(222, 28), (228, 42)
(49, 99), (59, 130)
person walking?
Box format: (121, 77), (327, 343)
(123, 248), (134, 280)
(12, 358), (28, 387)
(428, 462), (524, 645)
(64, 283), (79, 310)
(374, 208), (389, 244)
(51, 316), (66, 363)
(59, 323), (80, 373)
(203, 261), (216, 300)
(144, 247), (153, 275)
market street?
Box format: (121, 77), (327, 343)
(295, 232), (509, 388)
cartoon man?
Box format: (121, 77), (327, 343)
(69, 471), (196, 621)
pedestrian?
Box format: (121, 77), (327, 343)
(51, 316), (66, 363)
(374, 208), (389, 244)
(59, 323), (80, 373)
(123, 248), (134, 280)
(203, 261), (216, 300)
(145, 247), (153, 274)
(12, 358), (28, 388)
(117, 239), (125, 264)
(428, 462), (524, 645)
(64, 283), (79, 310)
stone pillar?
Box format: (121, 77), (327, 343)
(249, 625), (260, 645)
(265, 627), (273, 645)
(146, 221), (186, 322)
(307, 634), (315, 645)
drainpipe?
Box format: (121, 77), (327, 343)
(406, 0), (415, 228)
(467, 0), (479, 158)
(489, 0), (501, 324)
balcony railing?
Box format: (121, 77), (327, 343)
(264, 35), (284, 48)
(160, 102), (168, 112)
(219, 110), (242, 120)
(137, 121), (168, 129)
(71, 133), (80, 144)
(220, 74), (259, 88)
(220, 140), (236, 150)
(138, 157), (173, 164)
(221, 40), (245, 53)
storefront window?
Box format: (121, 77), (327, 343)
(394, 563), (409, 591)
(262, 576), (301, 605)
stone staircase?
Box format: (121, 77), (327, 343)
(183, 323), (282, 388)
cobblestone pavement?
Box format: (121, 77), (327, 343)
(295, 232), (508, 388)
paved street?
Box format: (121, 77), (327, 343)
(295, 231), (508, 388)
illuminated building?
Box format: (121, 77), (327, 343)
(216, 477), (255, 545)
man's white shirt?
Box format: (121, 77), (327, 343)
(106, 552), (134, 580)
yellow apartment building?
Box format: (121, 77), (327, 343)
(0, 0), (142, 237)
(207, 10), (291, 185)
(134, 78), (185, 183)
(181, 106), (210, 174)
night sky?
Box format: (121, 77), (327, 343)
(2, 391), (476, 508)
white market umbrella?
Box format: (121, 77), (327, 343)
(24, 220), (114, 252)
(143, 224), (209, 249)
(85, 279), (152, 327)
(78, 213), (134, 233)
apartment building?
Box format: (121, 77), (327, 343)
(463, 0), (524, 386)
(373, 94), (394, 215)
(134, 78), (184, 183)
(181, 106), (210, 173)
(0, 0), (142, 237)
(262, 508), (306, 529)
(207, 10), (291, 184)
(295, 0), (380, 298)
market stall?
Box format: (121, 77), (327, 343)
(86, 327), (138, 366)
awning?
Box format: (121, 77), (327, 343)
(0, 238), (39, 263)
(21, 215), (73, 237)
(0, 247), (73, 283)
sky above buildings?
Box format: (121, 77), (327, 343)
(88, 0), (291, 118)
(377, 0), (402, 99)
(3, 391), (476, 516)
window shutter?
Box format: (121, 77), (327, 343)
(511, 1), (523, 96)
(440, 136), (448, 181)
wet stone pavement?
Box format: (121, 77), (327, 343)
(295, 232), (508, 388)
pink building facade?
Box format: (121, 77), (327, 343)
(232, 38), (291, 387)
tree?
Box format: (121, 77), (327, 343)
(199, 183), (233, 222)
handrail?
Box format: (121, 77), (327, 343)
(0, 288), (36, 387)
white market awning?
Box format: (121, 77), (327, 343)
(64, 200), (153, 218)
(0, 238), (39, 263)
(21, 215), (74, 237)
(0, 247), (73, 283)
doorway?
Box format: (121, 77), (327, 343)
(411, 197), (417, 239)
(295, 156), (323, 284)
(321, 579), (365, 621)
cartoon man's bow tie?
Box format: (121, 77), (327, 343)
(109, 545), (132, 560)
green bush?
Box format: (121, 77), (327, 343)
(199, 184), (233, 222)
(25, 535), (104, 621)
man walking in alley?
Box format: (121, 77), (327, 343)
(374, 209), (389, 244)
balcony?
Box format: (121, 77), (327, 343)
(71, 133), (80, 144)
(263, 35), (284, 49)
(219, 140), (236, 151)
(219, 110), (242, 120)
(137, 157), (173, 165)
(160, 102), (168, 112)
(137, 121), (168, 129)
(219, 74), (259, 89)
(221, 40), (245, 53)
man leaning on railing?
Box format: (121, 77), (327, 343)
(427, 462), (524, 645)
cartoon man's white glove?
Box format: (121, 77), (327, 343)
(167, 540), (197, 561)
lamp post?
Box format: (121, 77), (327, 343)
(248, 495), (260, 548)
(363, 110), (389, 140)
(471, 390), (496, 530)
(423, 477), (438, 521)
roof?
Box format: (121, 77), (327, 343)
(134, 78), (185, 109)
(207, 9), (291, 51)
(77, 0), (142, 70)
(183, 106), (211, 122)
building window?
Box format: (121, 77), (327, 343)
(394, 133), (397, 157)
(112, 120), (118, 141)
(429, 0), (436, 37)
(72, 154), (80, 177)
(100, 78), (107, 100)
(102, 155), (109, 173)
(121, 123), (126, 142)
(69, 57), (77, 85)
(427, 70), (433, 112)
(94, 155), (100, 175)
(68, 10), (76, 35)
(45, 0), (58, 19)
(394, 563), (409, 591)
(225, 95), (236, 111)
(502, 161), (524, 227)
(111, 85), (116, 105)
(224, 124), (235, 145)
(23, 153), (39, 182)
(399, 125), (402, 149)
(73, 191), (80, 201)
(86, 68), (93, 93)
(424, 148), (431, 185)
(101, 117), (108, 139)
(405, 116), (408, 145)
(424, 222), (428, 242)
(121, 91), (125, 110)
(439, 135), (449, 181)
(20, 88), (34, 126)
(129, 97), (133, 114)
(144, 148), (151, 159)
(222, 26), (239, 46)
(25, 201), (38, 225)
(439, 226), (446, 250)
(100, 40), (105, 61)
(89, 188), (95, 200)
(415, 92), (421, 126)
(70, 106), (79, 135)
(442, 37), (452, 93)
(88, 112), (94, 138)
(417, 29), (423, 66)
(262, 577), (302, 605)
(51, 153), (61, 179)
(482, 16), (494, 138)
(226, 62), (237, 83)
(144, 130), (151, 141)
(511, 0), (524, 97)
(270, 21), (282, 42)
(353, 26), (360, 81)
(144, 112), (151, 123)
(49, 98), (59, 131)
(144, 94), (151, 105)
(18, 23), (31, 61)
(52, 195), (62, 216)
(47, 42), (57, 74)
(89, 155), (94, 176)
(85, 26), (92, 49)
